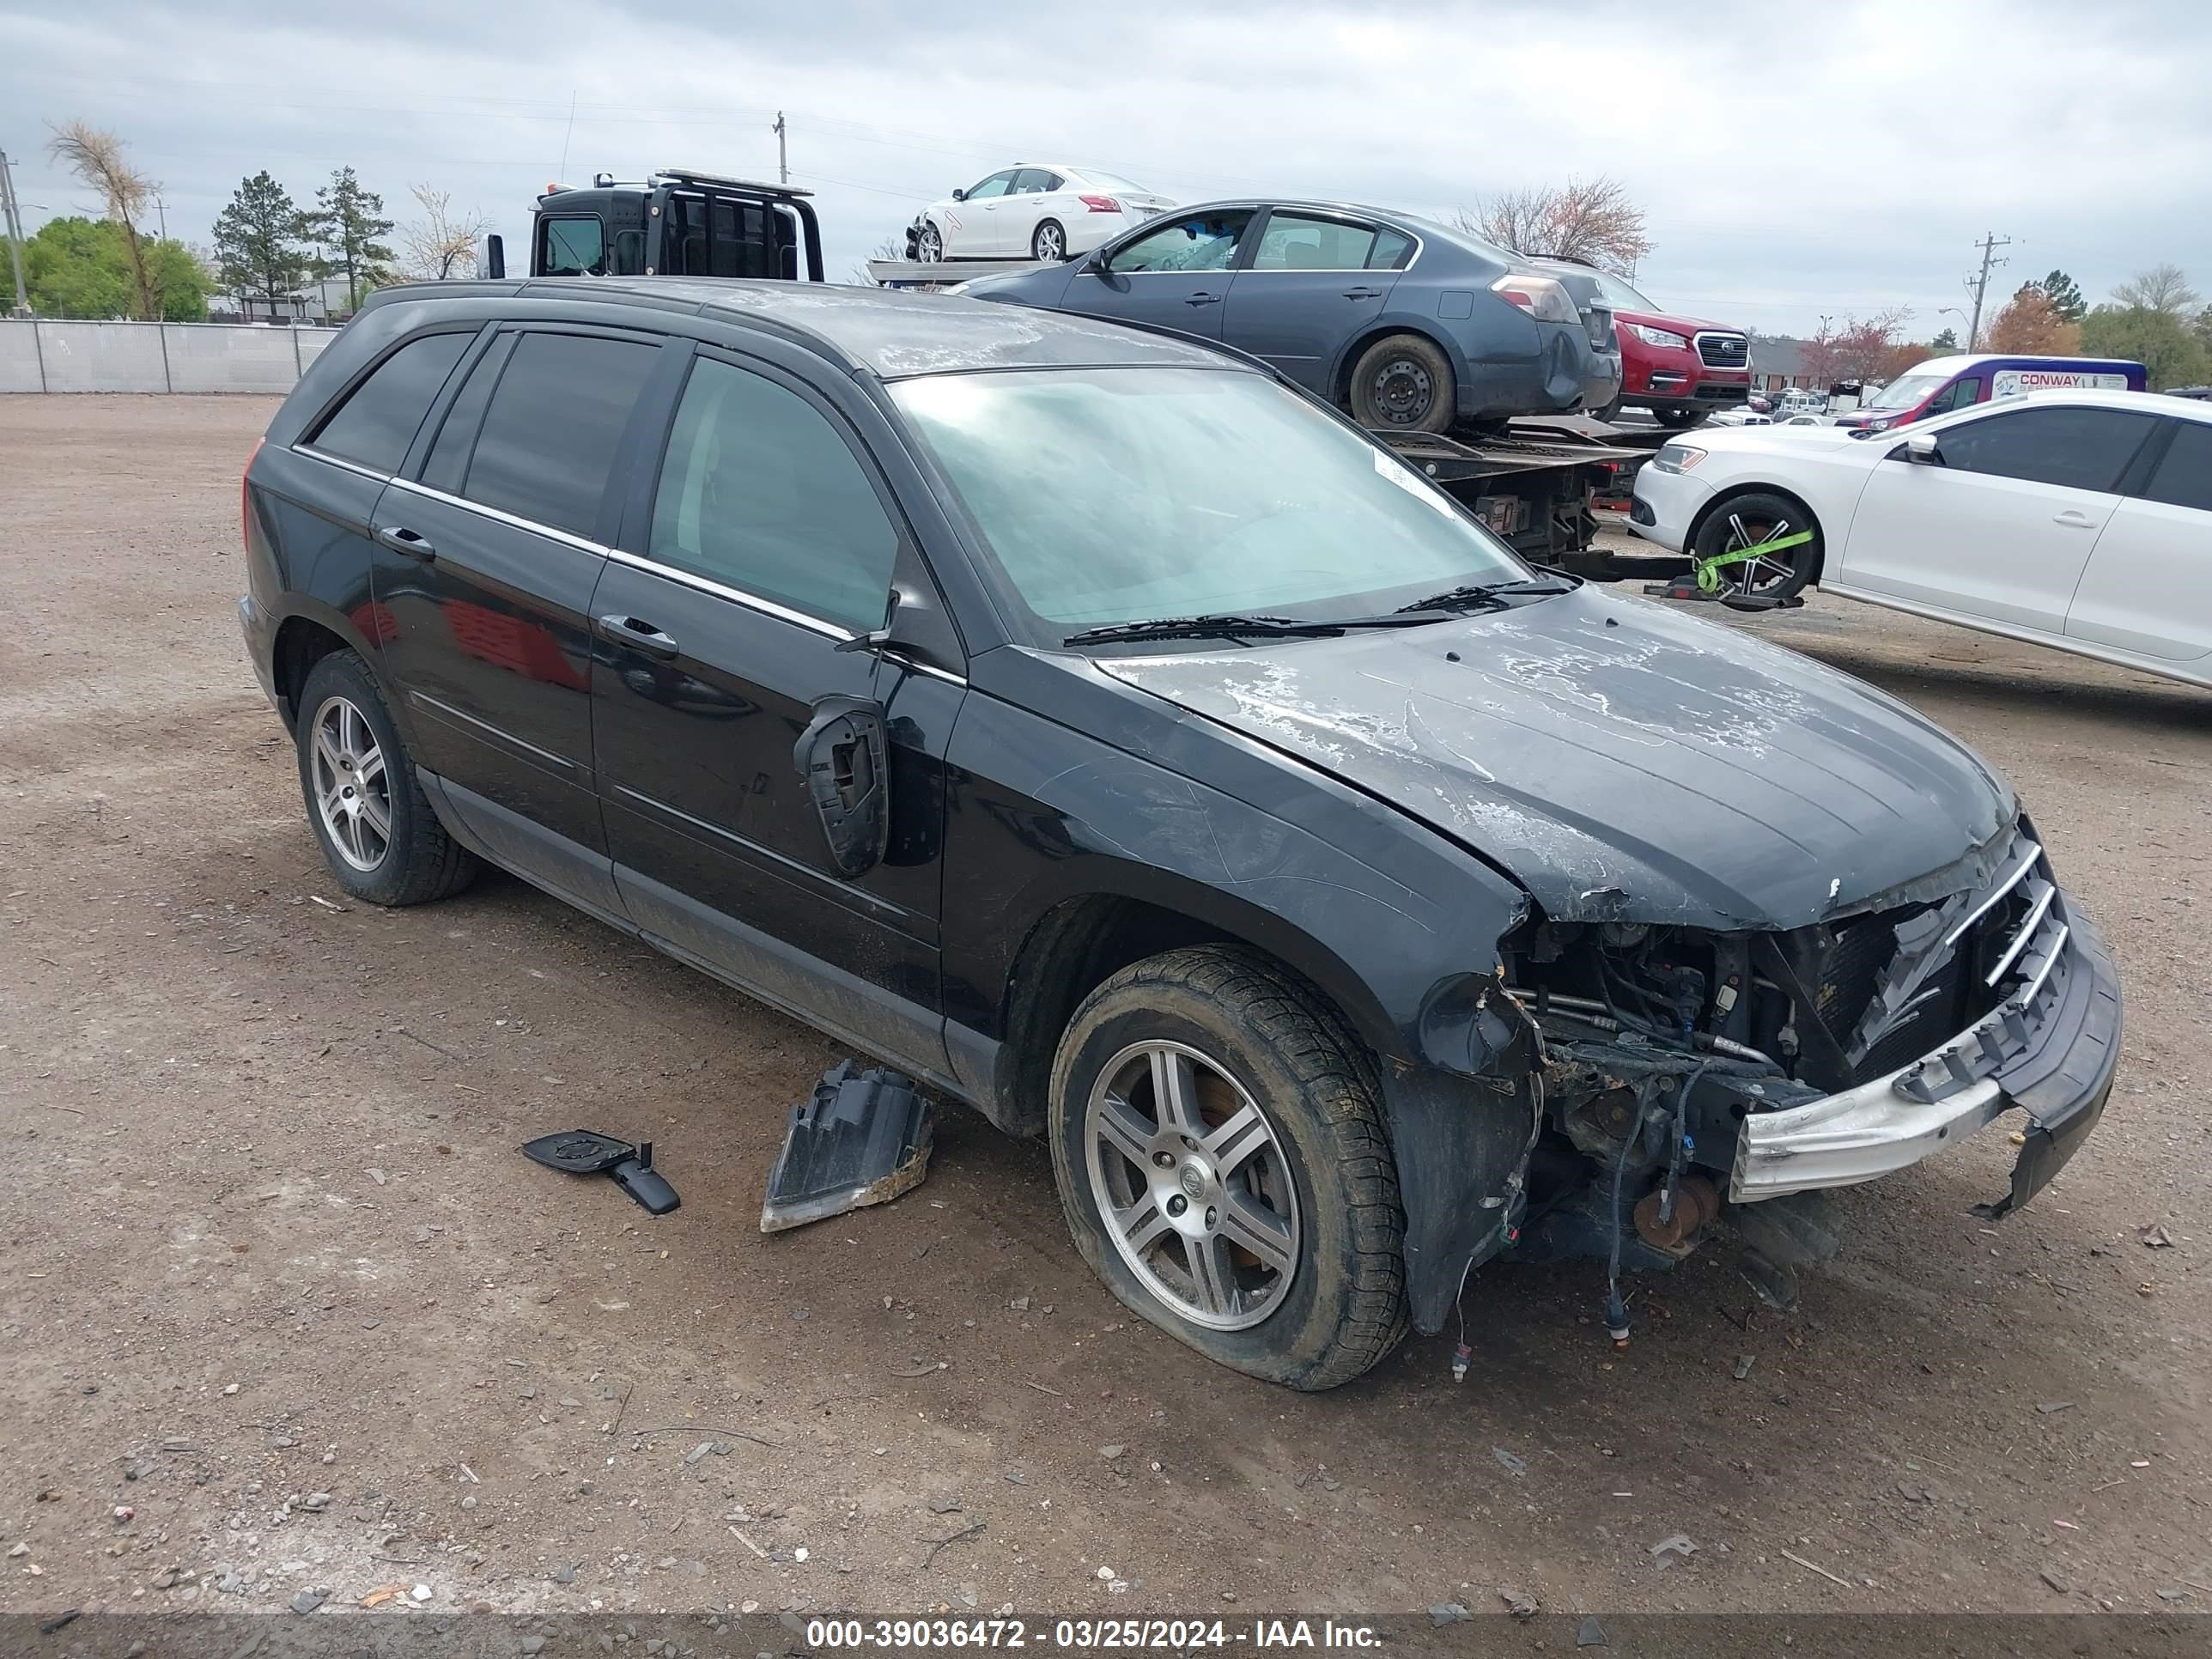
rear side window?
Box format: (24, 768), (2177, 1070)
(540, 216), (606, 276)
(2142, 420), (2212, 511)
(1369, 229), (1413, 270)
(1935, 406), (2157, 493)
(459, 332), (659, 540)
(1012, 169), (1062, 193)
(309, 331), (471, 473)
(648, 356), (899, 633)
(1252, 214), (1376, 271)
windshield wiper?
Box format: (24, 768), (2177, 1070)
(1062, 611), (1431, 647)
(1393, 578), (1577, 615)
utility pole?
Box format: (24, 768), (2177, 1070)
(154, 192), (167, 240)
(772, 111), (788, 185)
(1963, 231), (2011, 351)
(0, 149), (31, 317)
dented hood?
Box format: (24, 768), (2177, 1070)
(1097, 586), (2014, 929)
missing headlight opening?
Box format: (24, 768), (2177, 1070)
(1492, 822), (2107, 1342)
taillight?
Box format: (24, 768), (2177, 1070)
(1078, 194), (1121, 213)
(1489, 274), (1580, 325)
(241, 436), (264, 554)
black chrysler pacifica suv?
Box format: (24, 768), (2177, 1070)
(240, 276), (2118, 1389)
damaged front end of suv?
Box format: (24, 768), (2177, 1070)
(1497, 816), (2118, 1326)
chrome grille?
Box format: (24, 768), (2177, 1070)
(1695, 331), (1749, 368)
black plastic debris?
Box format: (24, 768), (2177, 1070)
(520, 1130), (680, 1215)
(761, 1060), (932, 1234)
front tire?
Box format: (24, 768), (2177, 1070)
(295, 649), (477, 907)
(918, 220), (944, 263)
(1030, 219), (1066, 262)
(1348, 333), (1455, 434)
(1692, 489), (1820, 605)
(1654, 405), (1703, 428)
(1048, 946), (1408, 1390)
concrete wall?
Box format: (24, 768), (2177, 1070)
(0, 320), (343, 394)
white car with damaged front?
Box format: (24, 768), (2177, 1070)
(1628, 389), (2212, 687)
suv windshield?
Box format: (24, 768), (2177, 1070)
(890, 368), (1531, 639)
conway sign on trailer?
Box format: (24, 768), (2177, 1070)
(483, 168), (825, 284)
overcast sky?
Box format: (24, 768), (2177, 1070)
(4, 0), (2208, 334)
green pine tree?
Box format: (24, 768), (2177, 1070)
(302, 166), (395, 315)
(214, 171), (309, 311)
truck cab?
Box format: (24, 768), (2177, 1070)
(487, 168), (825, 283)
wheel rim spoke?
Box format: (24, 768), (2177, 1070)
(1183, 1236), (1239, 1318)
(1115, 1196), (1172, 1256)
(1095, 1092), (1154, 1170)
(358, 789), (392, 841)
(1201, 1102), (1268, 1178)
(1147, 1048), (1203, 1137)
(1218, 1188), (1296, 1274)
(313, 725), (344, 783)
(356, 746), (386, 790)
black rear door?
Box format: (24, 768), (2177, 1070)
(589, 343), (963, 1083)
(369, 324), (670, 914)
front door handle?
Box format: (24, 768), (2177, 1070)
(375, 525), (435, 562)
(2052, 509), (2097, 528)
(1183, 291), (1221, 307)
(597, 614), (680, 659)
(1341, 286), (1383, 300)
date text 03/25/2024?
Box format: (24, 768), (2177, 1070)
(805, 1618), (1382, 1649)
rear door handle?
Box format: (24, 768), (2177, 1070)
(1341, 286), (1384, 300)
(2052, 509), (2097, 528)
(597, 614), (680, 659)
(1184, 291), (1221, 307)
(374, 525), (435, 562)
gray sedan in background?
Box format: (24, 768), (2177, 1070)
(962, 199), (1620, 433)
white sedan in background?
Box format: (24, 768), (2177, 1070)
(1629, 389), (2212, 688)
(915, 164), (1175, 264)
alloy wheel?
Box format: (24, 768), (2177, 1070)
(1717, 510), (1798, 597)
(919, 223), (943, 262)
(1036, 222), (1064, 261)
(309, 693), (392, 872)
(1085, 1040), (1302, 1331)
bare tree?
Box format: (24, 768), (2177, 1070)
(2110, 263), (2200, 318)
(849, 235), (902, 286)
(46, 120), (159, 320)
(1453, 175), (1652, 276)
(1802, 307), (1917, 385)
(399, 184), (493, 282)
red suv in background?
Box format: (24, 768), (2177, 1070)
(1534, 258), (1753, 428)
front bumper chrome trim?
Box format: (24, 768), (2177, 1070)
(1732, 892), (2115, 1206)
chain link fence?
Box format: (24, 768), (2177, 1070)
(0, 319), (341, 393)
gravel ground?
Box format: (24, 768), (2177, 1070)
(2, 396), (2207, 1626)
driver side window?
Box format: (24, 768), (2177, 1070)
(1108, 211), (1254, 273)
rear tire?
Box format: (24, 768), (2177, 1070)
(294, 649), (477, 908)
(1692, 489), (1820, 605)
(1348, 333), (1455, 434)
(1031, 219), (1066, 262)
(1048, 945), (1408, 1390)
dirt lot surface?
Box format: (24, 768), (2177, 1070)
(3, 396), (2209, 1626)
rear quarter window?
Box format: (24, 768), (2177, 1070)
(2142, 420), (2212, 512)
(307, 331), (473, 474)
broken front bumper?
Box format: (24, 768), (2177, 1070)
(1730, 896), (2118, 1217)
